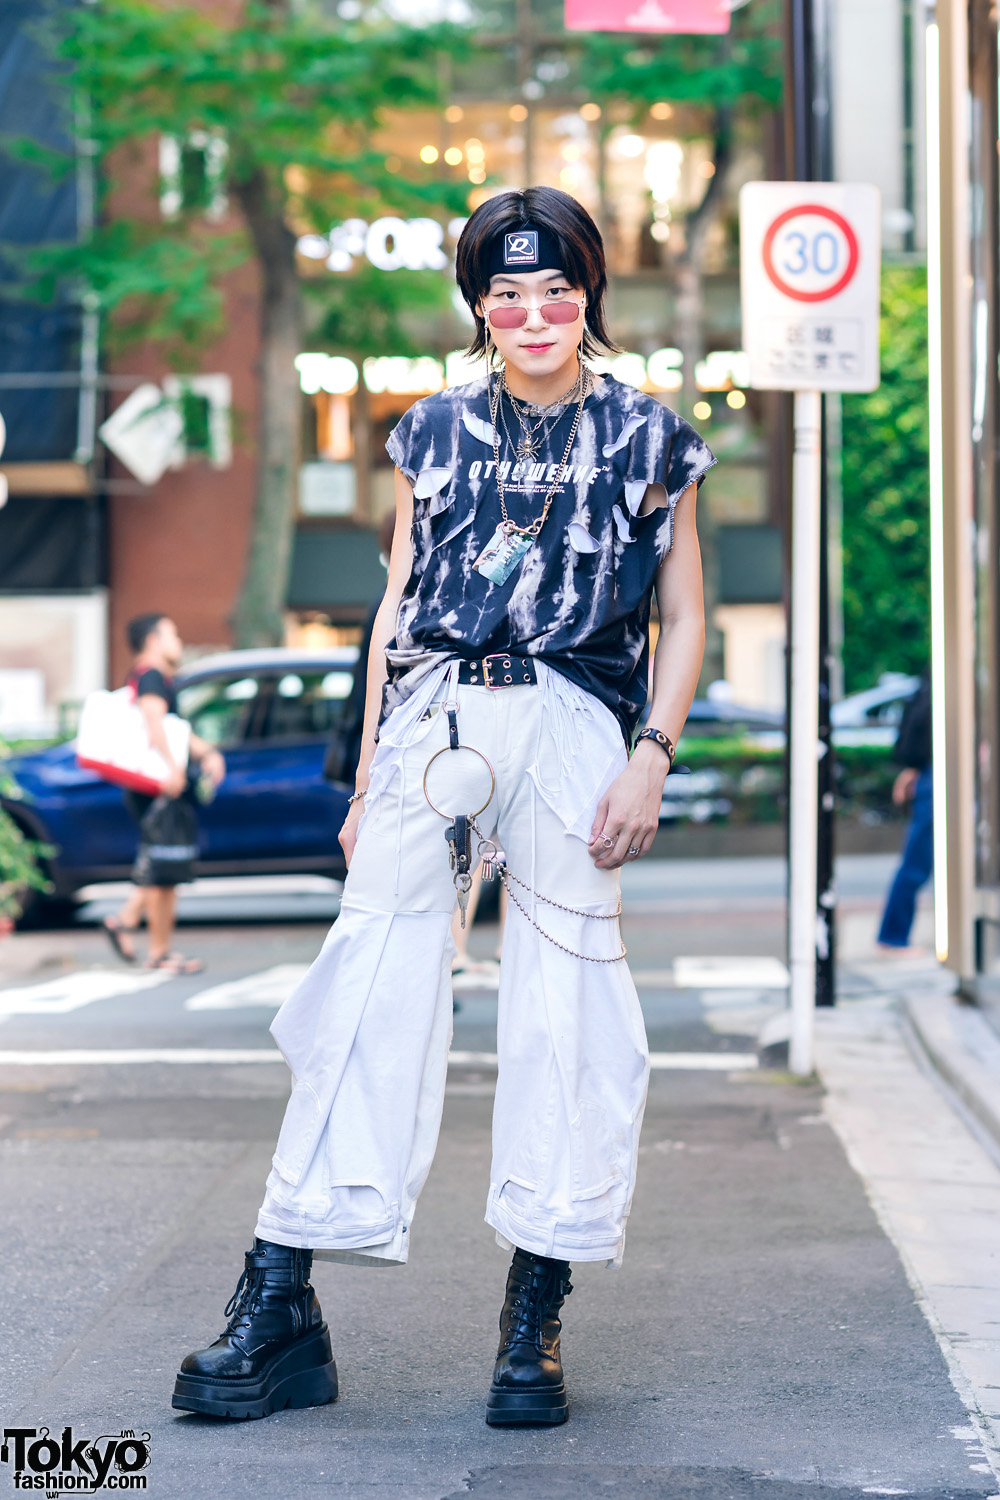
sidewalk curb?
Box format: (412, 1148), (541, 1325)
(903, 990), (1000, 1156)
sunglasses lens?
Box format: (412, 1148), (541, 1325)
(487, 307), (527, 329)
(542, 301), (582, 325)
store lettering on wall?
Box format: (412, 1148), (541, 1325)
(296, 217), (468, 274)
(564, 0), (730, 33)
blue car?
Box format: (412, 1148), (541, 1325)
(4, 647), (360, 921)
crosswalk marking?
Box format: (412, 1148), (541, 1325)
(674, 956), (790, 989)
(184, 964), (310, 1011)
(0, 1047), (758, 1070)
(0, 968), (174, 1021)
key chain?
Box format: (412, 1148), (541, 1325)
(422, 689), (496, 928)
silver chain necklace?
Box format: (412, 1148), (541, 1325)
(500, 368), (586, 462)
(488, 362), (591, 540)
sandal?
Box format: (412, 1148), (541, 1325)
(103, 917), (140, 964)
(144, 952), (204, 974)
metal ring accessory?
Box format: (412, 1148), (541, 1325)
(422, 744), (497, 820)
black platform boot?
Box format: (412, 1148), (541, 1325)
(172, 1239), (338, 1420)
(485, 1247), (573, 1426)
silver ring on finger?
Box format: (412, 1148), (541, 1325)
(600, 833), (616, 849)
(628, 845), (640, 857)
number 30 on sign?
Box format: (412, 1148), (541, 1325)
(739, 182), (881, 393)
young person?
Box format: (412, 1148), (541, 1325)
(172, 187), (713, 1426)
(104, 613), (225, 972)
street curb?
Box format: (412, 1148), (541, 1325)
(903, 990), (1000, 1155)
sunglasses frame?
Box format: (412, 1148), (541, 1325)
(485, 297), (586, 331)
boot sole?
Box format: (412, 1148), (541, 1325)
(172, 1323), (339, 1420)
(485, 1383), (569, 1426)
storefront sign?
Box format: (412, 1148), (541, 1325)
(739, 182), (881, 392)
(564, 0), (730, 33)
(297, 217), (454, 273)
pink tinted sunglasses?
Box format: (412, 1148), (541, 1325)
(486, 299), (584, 330)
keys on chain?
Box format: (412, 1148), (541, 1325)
(426, 692), (622, 959)
(445, 814), (474, 927)
(455, 873), (472, 927)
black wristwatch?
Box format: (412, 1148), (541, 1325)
(635, 726), (675, 767)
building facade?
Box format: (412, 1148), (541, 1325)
(0, 0), (928, 732)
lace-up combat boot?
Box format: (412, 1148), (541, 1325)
(172, 1239), (338, 1419)
(485, 1247), (573, 1426)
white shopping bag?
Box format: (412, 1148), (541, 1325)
(76, 686), (191, 795)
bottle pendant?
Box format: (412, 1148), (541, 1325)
(473, 524), (533, 586)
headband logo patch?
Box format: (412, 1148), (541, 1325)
(504, 231), (538, 266)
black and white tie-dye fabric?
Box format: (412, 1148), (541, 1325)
(384, 372), (716, 744)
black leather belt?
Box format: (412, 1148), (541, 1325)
(457, 654), (537, 690)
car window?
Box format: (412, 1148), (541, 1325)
(176, 676), (260, 746)
(866, 697), (907, 726)
(251, 669), (353, 742)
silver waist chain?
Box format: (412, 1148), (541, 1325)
(470, 818), (627, 965)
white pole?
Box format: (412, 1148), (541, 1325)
(924, 20), (950, 965)
(788, 389), (823, 1076)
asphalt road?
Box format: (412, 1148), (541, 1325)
(0, 858), (985, 1500)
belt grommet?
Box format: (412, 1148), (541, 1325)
(504, 674), (512, 683)
(523, 673), (530, 682)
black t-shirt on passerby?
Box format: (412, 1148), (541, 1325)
(123, 665), (186, 826)
(894, 674), (931, 771)
(130, 666), (178, 714)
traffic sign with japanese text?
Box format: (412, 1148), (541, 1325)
(739, 182), (881, 392)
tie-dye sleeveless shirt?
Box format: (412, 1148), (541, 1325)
(384, 372), (716, 744)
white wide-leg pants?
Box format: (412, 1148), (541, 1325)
(256, 675), (651, 1267)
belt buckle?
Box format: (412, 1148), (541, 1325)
(481, 654), (511, 690)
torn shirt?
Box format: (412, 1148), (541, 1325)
(385, 373), (716, 744)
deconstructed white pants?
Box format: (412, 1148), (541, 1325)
(255, 662), (651, 1268)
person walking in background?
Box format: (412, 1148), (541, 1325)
(103, 613), (225, 972)
(877, 671), (932, 952)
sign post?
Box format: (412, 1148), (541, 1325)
(740, 181), (881, 1075)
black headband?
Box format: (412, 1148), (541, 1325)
(483, 224), (565, 280)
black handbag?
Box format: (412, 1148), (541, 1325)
(133, 795), (199, 886)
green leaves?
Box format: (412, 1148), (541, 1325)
(0, 748), (53, 923)
(578, 0), (782, 116)
(841, 266), (930, 692)
(311, 260), (454, 362)
(59, 0), (467, 178)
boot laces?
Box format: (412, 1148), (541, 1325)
(504, 1265), (569, 1353)
(223, 1265), (266, 1337)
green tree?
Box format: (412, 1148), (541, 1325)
(579, 3), (783, 415)
(39, 0), (469, 644)
(841, 266), (930, 692)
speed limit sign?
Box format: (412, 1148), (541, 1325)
(739, 182), (881, 392)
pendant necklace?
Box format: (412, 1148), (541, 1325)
(472, 361), (591, 587)
(501, 367), (585, 462)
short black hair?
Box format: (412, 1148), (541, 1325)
(126, 612), (167, 654)
(456, 186), (617, 366)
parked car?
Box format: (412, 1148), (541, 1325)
(676, 698), (785, 738)
(3, 647), (359, 923)
(830, 672), (921, 746)
(659, 766), (733, 825)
